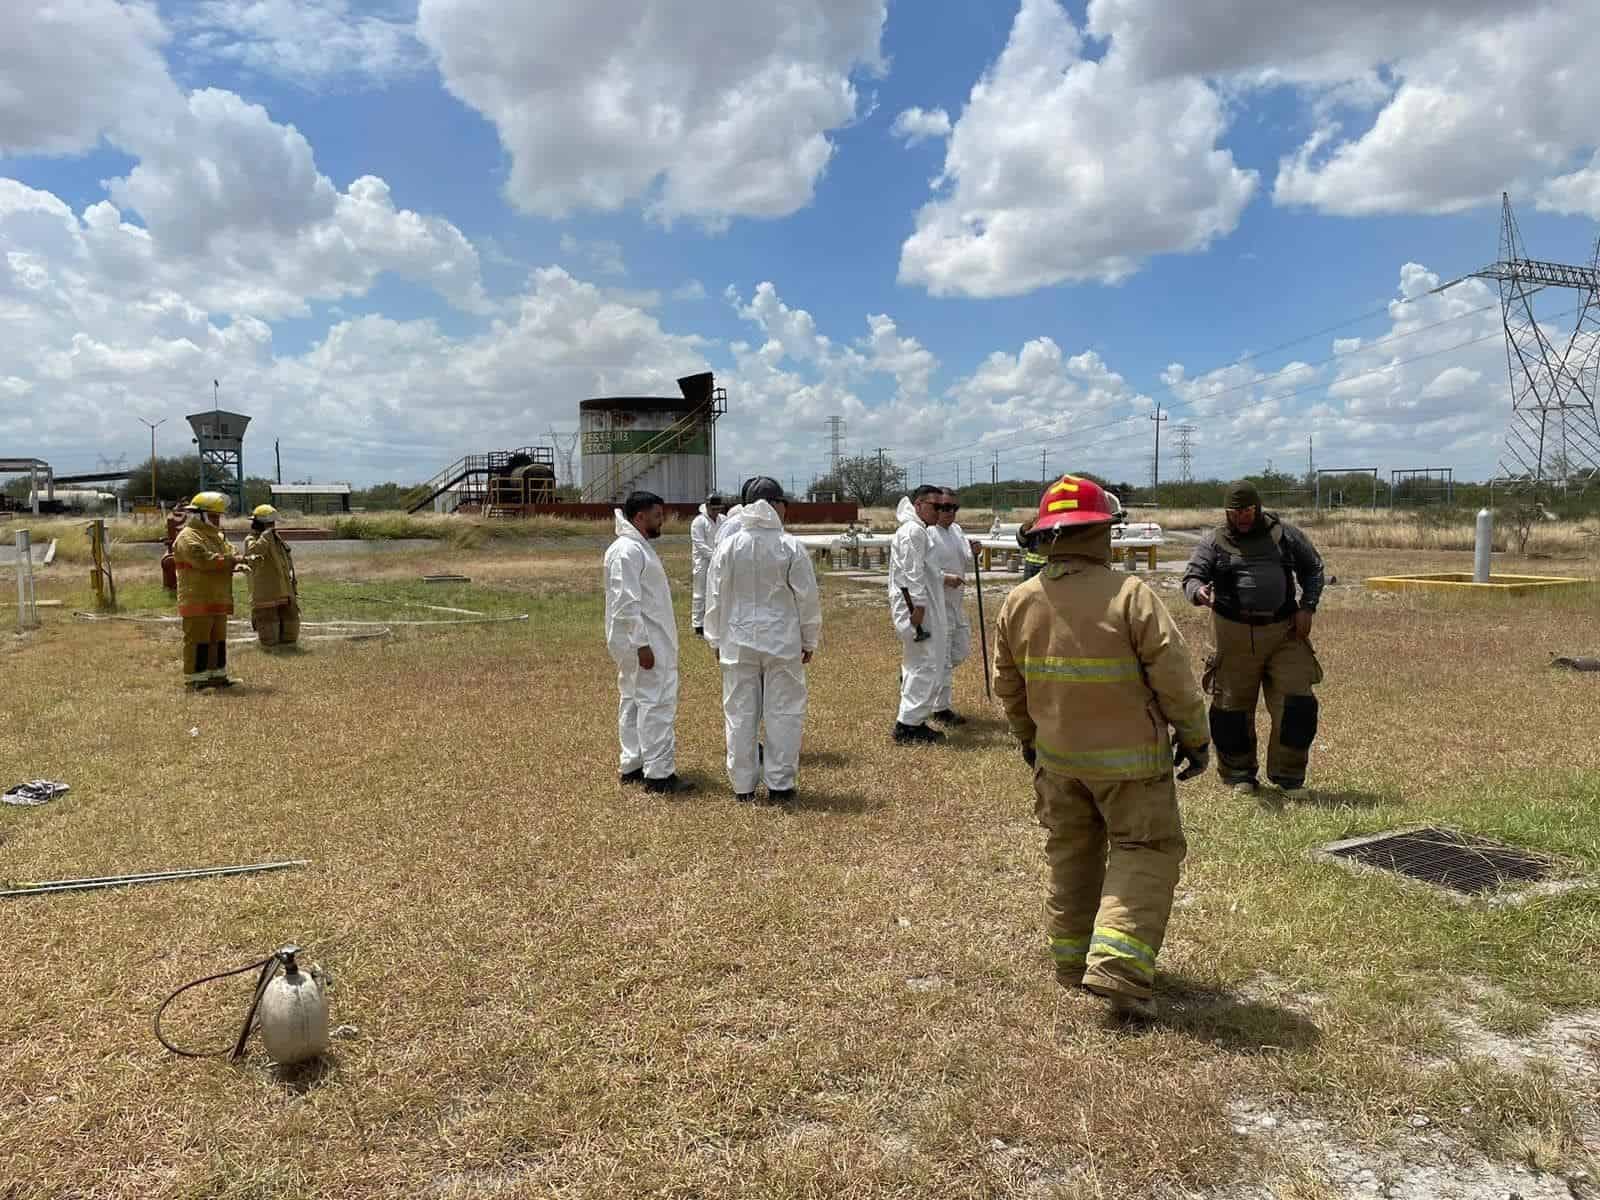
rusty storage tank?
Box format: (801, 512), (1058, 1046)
(579, 373), (724, 503)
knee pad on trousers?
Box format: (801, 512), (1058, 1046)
(1209, 706), (1253, 755)
(1281, 694), (1319, 750)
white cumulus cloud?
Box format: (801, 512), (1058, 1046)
(890, 107), (951, 146)
(897, 0), (1256, 297)
(416, 0), (887, 225)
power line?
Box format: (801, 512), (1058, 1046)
(896, 295), (1502, 472)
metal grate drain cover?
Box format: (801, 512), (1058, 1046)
(1325, 827), (1554, 896)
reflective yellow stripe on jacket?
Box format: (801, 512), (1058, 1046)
(1035, 742), (1168, 777)
(1018, 655), (1143, 685)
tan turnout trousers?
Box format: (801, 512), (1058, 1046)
(253, 600), (301, 648)
(1034, 769), (1187, 1001)
(181, 615), (229, 685)
(1205, 615), (1322, 788)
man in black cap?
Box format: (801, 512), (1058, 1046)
(1182, 481), (1325, 799)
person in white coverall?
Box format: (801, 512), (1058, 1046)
(928, 487), (979, 725)
(603, 490), (694, 795)
(889, 485), (950, 743)
(703, 478), (822, 804)
(690, 493), (725, 636)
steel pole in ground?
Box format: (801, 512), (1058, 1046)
(1474, 509), (1493, 584)
(972, 544), (991, 700)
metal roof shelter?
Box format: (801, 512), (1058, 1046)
(0, 458), (54, 514)
(269, 483), (352, 514)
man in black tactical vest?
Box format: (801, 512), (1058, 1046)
(1181, 481), (1325, 798)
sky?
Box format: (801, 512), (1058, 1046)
(5, 0), (1600, 494)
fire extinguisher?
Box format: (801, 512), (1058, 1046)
(155, 944), (330, 1067)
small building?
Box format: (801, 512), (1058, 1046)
(269, 483), (352, 515)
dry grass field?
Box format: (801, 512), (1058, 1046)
(2, 532), (1597, 1199)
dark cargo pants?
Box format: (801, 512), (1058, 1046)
(1203, 615), (1322, 789)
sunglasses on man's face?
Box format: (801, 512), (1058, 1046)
(933, 503), (960, 513)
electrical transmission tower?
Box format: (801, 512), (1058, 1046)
(826, 416), (845, 479)
(1174, 424), (1195, 483)
(547, 427), (580, 490)
(1436, 193), (1600, 495)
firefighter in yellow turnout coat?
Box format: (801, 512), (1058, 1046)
(993, 475), (1211, 1019)
(245, 505), (300, 649)
(173, 492), (248, 688)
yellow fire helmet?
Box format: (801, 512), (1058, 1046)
(190, 491), (230, 514)
(252, 504), (279, 521)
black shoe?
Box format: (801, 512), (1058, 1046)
(930, 709), (968, 726)
(620, 769), (645, 786)
(734, 791), (757, 803)
(694, 626), (704, 637)
(893, 721), (946, 744)
(644, 774), (696, 795)
(766, 788), (796, 804)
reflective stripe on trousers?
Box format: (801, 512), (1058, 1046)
(1032, 769), (1186, 1000)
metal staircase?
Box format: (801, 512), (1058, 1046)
(579, 385), (726, 503)
(404, 446), (552, 514)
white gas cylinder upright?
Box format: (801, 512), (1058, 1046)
(256, 945), (329, 1066)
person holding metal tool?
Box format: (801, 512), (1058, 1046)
(173, 491), (250, 689)
(604, 490), (693, 795)
(1182, 480), (1325, 800)
(889, 485), (949, 743)
(927, 487), (980, 725)
(992, 474), (1210, 1021)
(245, 505), (300, 651)
(703, 477), (822, 804)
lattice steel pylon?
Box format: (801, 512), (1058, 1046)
(1439, 194), (1600, 495)
(1174, 424), (1195, 483)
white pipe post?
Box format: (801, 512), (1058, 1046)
(16, 529), (36, 630)
(1473, 508), (1493, 584)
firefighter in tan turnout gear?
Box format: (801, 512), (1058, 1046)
(244, 505), (300, 650)
(1182, 481), (1325, 798)
(172, 491), (249, 688)
(993, 474), (1211, 1020)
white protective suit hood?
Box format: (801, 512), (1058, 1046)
(896, 496), (922, 527)
(604, 508), (679, 667)
(702, 500), (821, 663)
(739, 498), (782, 530)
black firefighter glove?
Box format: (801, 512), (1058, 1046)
(1021, 744), (1037, 769)
(1173, 742), (1210, 781)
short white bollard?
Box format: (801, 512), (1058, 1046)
(1473, 508), (1493, 584)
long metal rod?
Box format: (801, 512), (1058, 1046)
(3, 860), (309, 898)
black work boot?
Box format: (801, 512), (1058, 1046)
(930, 709), (968, 726)
(734, 791), (757, 803)
(766, 788), (796, 805)
(620, 768), (645, 786)
(644, 774), (696, 795)
(893, 721), (946, 744)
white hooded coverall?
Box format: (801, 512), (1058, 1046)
(888, 496), (949, 727)
(689, 504), (723, 628)
(603, 510), (680, 780)
(703, 500), (823, 793)
(928, 521), (973, 712)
